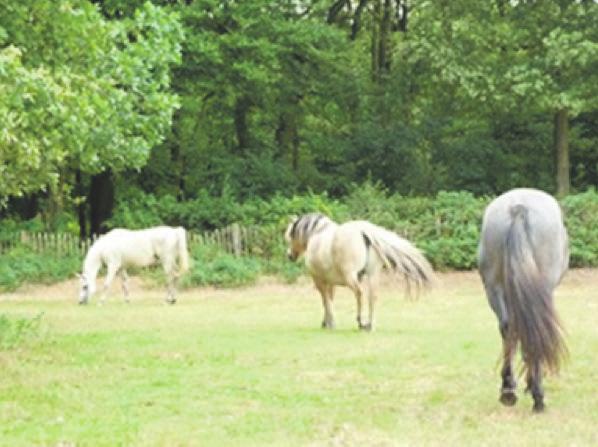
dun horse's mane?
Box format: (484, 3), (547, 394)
(290, 213), (333, 243)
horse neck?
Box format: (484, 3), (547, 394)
(83, 246), (102, 280)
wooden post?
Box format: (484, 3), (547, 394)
(232, 223), (241, 257)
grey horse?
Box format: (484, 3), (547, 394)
(478, 188), (569, 412)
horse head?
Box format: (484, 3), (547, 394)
(77, 272), (93, 305)
(284, 213), (330, 261)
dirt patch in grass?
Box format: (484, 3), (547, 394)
(1, 268), (595, 303)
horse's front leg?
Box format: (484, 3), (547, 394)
(100, 265), (118, 306)
(315, 280), (334, 329)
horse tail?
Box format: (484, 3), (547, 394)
(361, 224), (435, 297)
(176, 227), (190, 273)
(503, 204), (567, 373)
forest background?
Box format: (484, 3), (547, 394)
(1, 0), (598, 287)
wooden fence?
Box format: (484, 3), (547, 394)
(0, 224), (282, 258)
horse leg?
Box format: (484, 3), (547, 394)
(499, 324), (518, 406)
(120, 269), (130, 303)
(162, 257), (177, 305)
(347, 275), (368, 331)
(365, 277), (378, 332)
(100, 264), (118, 305)
(315, 280), (334, 329)
(526, 360), (545, 413)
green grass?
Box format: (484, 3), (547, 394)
(1, 272), (597, 446)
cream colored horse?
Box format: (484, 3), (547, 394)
(78, 226), (189, 305)
(285, 213), (435, 330)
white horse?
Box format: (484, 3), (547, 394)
(78, 226), (190, 305)
(285, 213), (435, 331)
(478, 188), (569, 412)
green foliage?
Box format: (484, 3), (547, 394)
(0, 312), (43, 350)
(0, 0), (183, 199)
(0, 246), (80, 291)
(182, 244), (262, 288)
(561, 188), (598, 267)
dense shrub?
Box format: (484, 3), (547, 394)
(3, 187), (598, 292)
(0, 246), (81, 292)
(561, 188), (598, 267)
(181, 244), (262, 288)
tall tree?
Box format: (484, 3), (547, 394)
(409, 0), (598, 195)
(0, 0), (183, 215)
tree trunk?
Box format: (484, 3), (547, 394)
(275, 98), (301, 172)
(89, 170), (114, 236)
(554, 108), (570, 197)
(234, 96), (252, 152)
(75, 169), (87, 239)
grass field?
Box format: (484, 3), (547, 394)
(1, 270), (597, 446)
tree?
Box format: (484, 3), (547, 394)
(408, 0), (598, 195)
(0, 0), (183, 210)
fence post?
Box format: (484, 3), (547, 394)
(232, 223), (242, 257)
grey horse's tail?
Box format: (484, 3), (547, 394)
(503, 205), (567, 373)
(360, 223), (435, 297)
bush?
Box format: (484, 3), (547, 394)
(181, 244), (262, 288)
(561, 188), (598, 267)
(0, 246), (81, 292)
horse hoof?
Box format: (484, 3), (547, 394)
(321, 321), (334, 330)
(532, 401), (545, 413)
(78, 301), (87, 306)
(359, 323), (372, 332)
(166, 299), (176, 305)
(499, 391), (517, 406)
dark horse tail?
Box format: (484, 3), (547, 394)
(503, 205), (567, 374)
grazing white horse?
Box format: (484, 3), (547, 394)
(78, 226), (189, 305)
(479, 188), (569, 412)
(285, 213), (435, 331)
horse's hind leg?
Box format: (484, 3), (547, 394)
(484, 279), (518, 406)
(526, 360), (545, 413)
(364, 276), (379, 332)
(347, 274), (369, 331)
(162, 257), (177, 305)
(120, 269), (130, 303)
(499, 325), (518, 406)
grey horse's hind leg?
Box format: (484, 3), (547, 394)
(500, 322), (518, 406)
(526, 360), (545, 413)
(483, 278), (518, 406)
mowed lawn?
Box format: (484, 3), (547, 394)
(1, 270), (597, 447)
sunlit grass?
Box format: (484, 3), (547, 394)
(1, 271), (597, 446)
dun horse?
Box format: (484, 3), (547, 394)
(285, 213), (435, 331)
(78, 226), (189, 305)
(478, 188), (569, 412)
